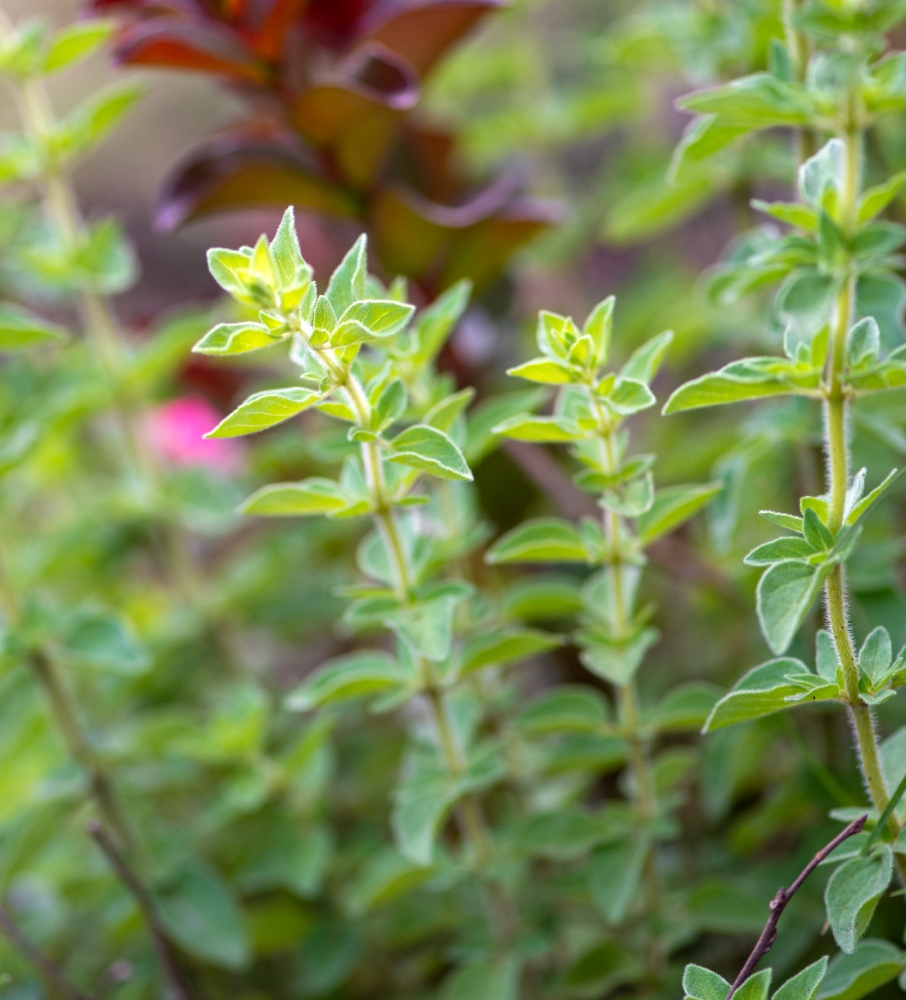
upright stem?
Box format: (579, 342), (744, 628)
(0, 31), (204, 609)
(342, 369), (516, 940)
(820, 113), (906, 867)
(0, 540), (131, 848)
(597, 414), (662, 966)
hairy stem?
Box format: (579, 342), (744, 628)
(820, 115), (906, 872)
(597, 416), (662, 967)
(341, 368), (517, 938)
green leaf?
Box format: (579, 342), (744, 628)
(620, 330), (674, 384)
(346, 849), (434, 915)
(752, 200), (818, 230)
(326, 235), (367, 316)
(683, 964), (731, 1000)
(424, 388), (474, 432)
(589, 838), (649, 923)
(847, 318), (881, 368)
(192, 321), (282, 356)
(757, 560), (830, 655)
(60, 607), (149, 676)
(285, 651), (407, 711)
(636, 482), (723, 544)
(760, 510), (805, 533)
(704, 658), (812, 730)
(607, 378), (656, 414)
(670, 115), (748, 181)
(744, 537), (813, 565)
(816, 940), (906, 1000)
(440, 958), (518, 1000)
(825, 847), (893, 953)
(240, 478), (355, 517)
(156, 862), (251, 971)
(486, 518), (589, 564)
(206, 388), (321, 438)
(580, 628), (659, 686)
(859, 627), (892, 686)
(492, 413), (584, 442)
(583, 296), (614, 364)
(506, 358), (576, 384)
(846, 469), (904, 525)
(512, 808), (624, 860)
(62, 81), (144, 159)
(649, 682), (722, 733)
(384, 596), (459, 662)
(460, 628), (562, 675)
(773, 958), (829, 1000)
(736, 971), (773, 1000)
(0, 305), (68, 351)
(388, 424), (472, 481)
(663, 370), (798, 413)
(332, 300), (414, 346)
(516, 686), (609, 735)
(679, 74), (813, 126)
(407, 280), (471, 364)
(392, 776), (456, 866)
(799, 139), (845, 208)
(858, 171), (906, 224)
(802, 507), (834, 551)
(268, 206), (310, 291)
(43, 20), (114, 73)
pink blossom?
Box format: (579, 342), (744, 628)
(147, 396), (244, 474)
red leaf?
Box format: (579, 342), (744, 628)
(360, 0), (502, 76)
(370, 175), (560, 291)
(252, 0), (310, 60)
(155, 129), (359, 230)
(113, 20), (266, 81)
(303, 0), (373, 48)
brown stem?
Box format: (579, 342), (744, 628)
(0, 898), (92, 1000)
(86, 822), (192, 1000)
(725, 815), (867, 999)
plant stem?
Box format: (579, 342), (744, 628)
(820, 114), (906, 874)
(87, 821), (192, 1000)
(0, 26), (205, 611)
(0, 898), (92, 1000)
(725, 815), (867, 999)
(0, 539), (131, 848)
(596, 415), (662, 969)
(341, 368), (517, 939)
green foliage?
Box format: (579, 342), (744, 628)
(6, 1), (906, 999)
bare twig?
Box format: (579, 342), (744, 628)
(0, 898), (91, 1000)
(86, 822), (192, 1000)
(726, 815), (868, 1000)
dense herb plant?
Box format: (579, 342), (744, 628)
(666, 0), (906, 984)
(486, 298), (722, 979)
(195, 208), (559, 994)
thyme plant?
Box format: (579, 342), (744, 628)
(486, 298), (721, 978)
(666, 0), (906, 989)
(194, 209), (571, 994)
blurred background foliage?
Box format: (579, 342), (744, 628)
(2, 1), (906, 999)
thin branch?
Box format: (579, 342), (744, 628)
(86, 822), (192, 1000)
(0, 898), (91, 1000)
(726, 815), (868, 1000)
